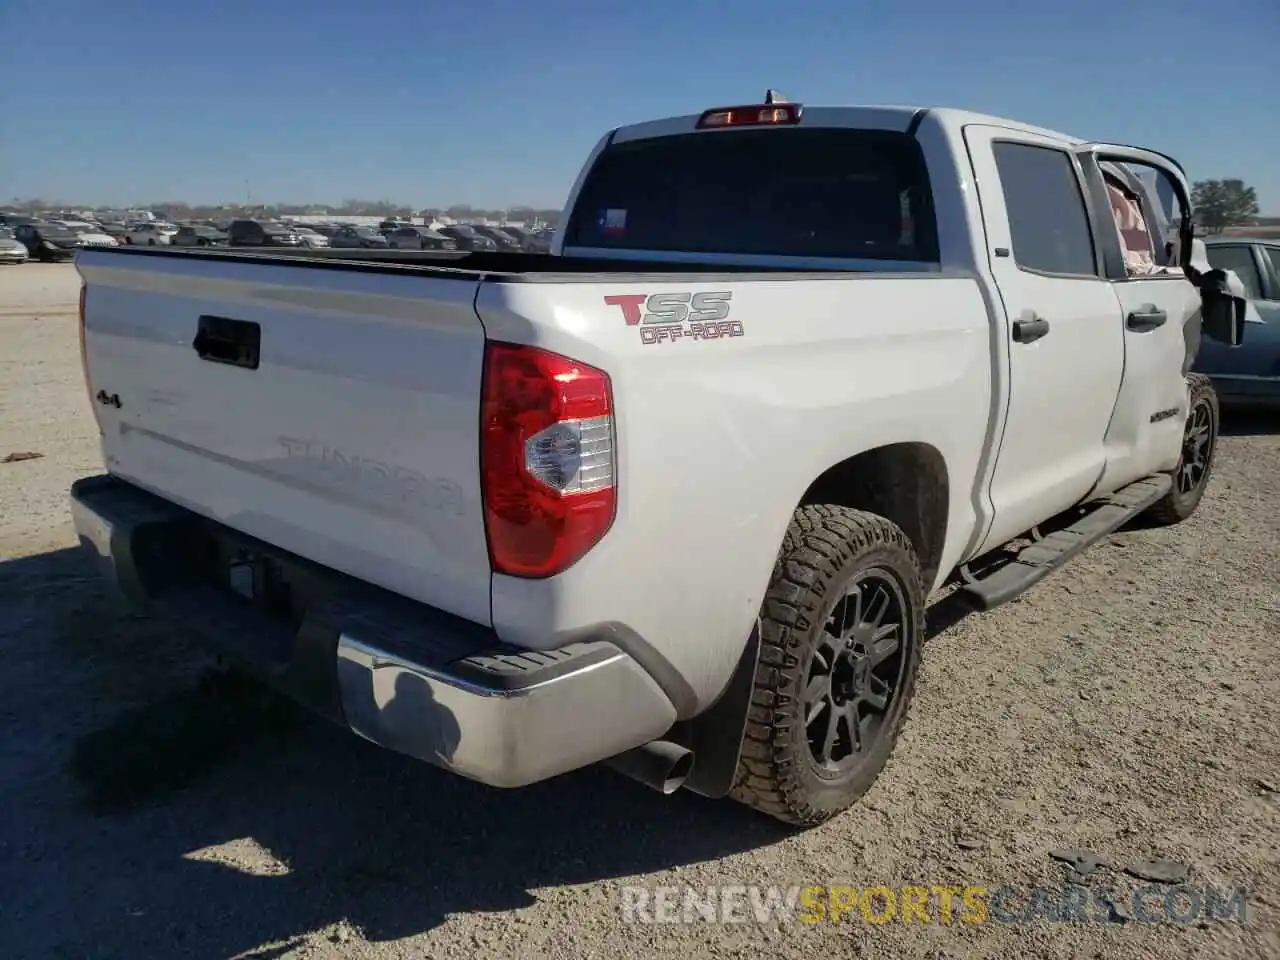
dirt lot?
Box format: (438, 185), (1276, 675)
(1, 262), (1277, 960)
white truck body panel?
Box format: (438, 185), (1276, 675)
(478, 275), (991, 710)
(79, 254), (494, 625)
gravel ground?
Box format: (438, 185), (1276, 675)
(1, 262), (1277, 960)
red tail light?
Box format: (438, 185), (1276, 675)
(480, 342), (616, 578)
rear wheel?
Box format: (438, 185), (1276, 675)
(729, 505), (925, 827)
(1143, 373), (1219, 525)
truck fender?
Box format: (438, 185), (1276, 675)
(664, 618), (762, 798)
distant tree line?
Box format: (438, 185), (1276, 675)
(1189, 180), (1260, 235)
(3, 197), (563, 224)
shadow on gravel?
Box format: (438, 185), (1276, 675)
(1219, 407), (1280, 436)
(0, 544), (791, 959)
(925, 590), (977, 639)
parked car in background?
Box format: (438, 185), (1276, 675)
(330, 225), (389, 249)
(304, 223), (341, 238)
(226, 220), (304, 247)
(291, 226), (330, 248)
(468, 224), (522, 252)
(125, 222), (178, 246)
(1193, 237), (1280, 408)
(385, 225), (457, 250)
(377, 218), (411, 234)
(172, 225), (230, 247)
(496, 225), (550, 252)
(98, 222), (130, 242)
(435, 223), (497, 251)
(0, 226), (29, 263)
(62, 222), (119, 247)
(13, 222), (83, 260)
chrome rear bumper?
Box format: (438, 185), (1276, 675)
(336, 635), (675, 787)
(70, 474), (677, 787)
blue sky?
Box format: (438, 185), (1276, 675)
(2, 0), (1277, 211)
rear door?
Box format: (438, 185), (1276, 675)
(79, 250), (494, 624)
(964, 126), (1126, 553)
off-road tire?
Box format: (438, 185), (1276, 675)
(1143, 373), (1219, 526)
(729, 505), (925, 827)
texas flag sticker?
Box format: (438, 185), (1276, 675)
(599, 208), (627, 236)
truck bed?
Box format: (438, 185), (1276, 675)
(89, 243), (897, 280)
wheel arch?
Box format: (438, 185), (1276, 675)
(797, 442), (951, 592)
(669, 441), (950, 800)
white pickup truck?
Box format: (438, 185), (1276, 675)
(70, 95), (1249, 827)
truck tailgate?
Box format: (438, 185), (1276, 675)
(76, 250), (493, 625)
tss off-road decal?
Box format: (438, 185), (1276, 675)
(604, 292), (745, 345)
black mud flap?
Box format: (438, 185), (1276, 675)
(665, 621), (761, 798)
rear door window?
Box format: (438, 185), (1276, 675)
(992, 142), (1097, 277)
(564, 127), (938, 262)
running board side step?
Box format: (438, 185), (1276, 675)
(961, 474), (1172, 611)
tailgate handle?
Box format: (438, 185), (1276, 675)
(193, 315), (261, 370)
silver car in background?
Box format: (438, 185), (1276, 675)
(329, 225), (389, 249)
(171, 225), (230, 247)
(291, 225), (330, 248)
(0, 226), (29, 263)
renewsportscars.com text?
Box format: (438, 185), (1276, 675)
(619, 884), (1250, 925)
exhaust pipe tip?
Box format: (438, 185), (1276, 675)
(605, 740), (694, 795)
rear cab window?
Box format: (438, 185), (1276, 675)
(563, 127), (939, 264)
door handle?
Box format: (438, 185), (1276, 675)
(1126, 304), (1168, 332)
(1012, 315), (1051, 343)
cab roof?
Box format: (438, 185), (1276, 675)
(611, 105), (1083, 147)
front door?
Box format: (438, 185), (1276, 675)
(964, 126), (1127, 553)
(1094, 276), (1198, 491)
(1077, 149), (1212, 494)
